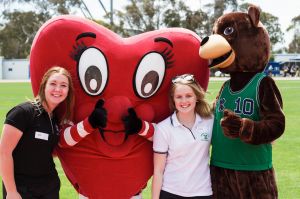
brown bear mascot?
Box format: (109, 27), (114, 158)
(199, 5), (285, 199)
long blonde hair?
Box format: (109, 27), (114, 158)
(169, 74), (212, 118)
(34, 66), (75, 123)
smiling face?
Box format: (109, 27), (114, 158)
(44, 72), (69, 112)
(173, 84), (197, 115)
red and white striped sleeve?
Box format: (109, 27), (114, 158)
(59, 118), (96, 148)
(138, 121), (156, 141)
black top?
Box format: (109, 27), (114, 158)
(4, 101), (59, 183)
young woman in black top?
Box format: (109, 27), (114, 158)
(0, 66), (74, 199)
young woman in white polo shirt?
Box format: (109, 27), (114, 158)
(152, 74), (213, 199)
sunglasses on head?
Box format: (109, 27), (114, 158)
(172, 74), (195, 84)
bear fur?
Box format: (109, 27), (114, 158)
(200, 5), (285, 199)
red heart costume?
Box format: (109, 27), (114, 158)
(30, 16), (209, 199)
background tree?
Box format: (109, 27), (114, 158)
(0, 11), (49, 58)
(163, 0), (209, 36)
(0, 0), (296, 58)
(111, 0), (164, 36)
(212, 0), (238, 23)
(0, 0), (91, 58)
(111, 0), (209, 37)
(286, 15), (300, 53)
(239, 3), (284, 51)
(0, 0), (82, 15)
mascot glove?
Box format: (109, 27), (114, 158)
(221, 109), (242, 138)
(122, 108), (142, 135)
(239, 118), (254, 143)
(221, 109), (255, 142)
(88, 99), (107, 129)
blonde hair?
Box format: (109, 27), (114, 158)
(34, 66), (75, 123)
(169, 76), (212, 118)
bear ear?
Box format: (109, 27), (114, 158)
(248, 5), (260, 27)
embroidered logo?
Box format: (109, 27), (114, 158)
(200, 132), (209, 141)
(197, 127), (210, 141)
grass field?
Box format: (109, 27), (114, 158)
(0, 79), (299, 198)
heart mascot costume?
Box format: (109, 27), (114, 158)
(199, 5), (285, 199)
(30, 16), (209, 199)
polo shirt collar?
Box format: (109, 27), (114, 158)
(170, 111), (203, 127)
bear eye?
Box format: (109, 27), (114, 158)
(78, 47), (108, 96)
(224, 27), (234, 35)
(134, 52), (166, 99)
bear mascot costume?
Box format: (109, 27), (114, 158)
(30, 15), (209, 199)
(199, 5), (285, 199)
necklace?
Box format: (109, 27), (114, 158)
(48, 113), (54, 134)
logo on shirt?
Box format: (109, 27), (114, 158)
(197, 127), (210, 141)
(200, 132), (209, 141)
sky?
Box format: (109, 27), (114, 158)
(83, 0), (300, 50)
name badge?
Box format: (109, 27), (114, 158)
(35, 131), (49, 141)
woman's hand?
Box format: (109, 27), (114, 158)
(6, 191), (22, 199)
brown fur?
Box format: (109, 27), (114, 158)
(211, 165), (278, 199)
(200, 5), (285, 199)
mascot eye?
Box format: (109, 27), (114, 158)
(78, 47), (108, 96)
(224, 27), (234, 35)
(134, 52), (166, 98)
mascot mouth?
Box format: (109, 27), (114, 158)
(199, 34), (235, 69)
(99, 128), (127, 143)
(98, 128), (130, 146)
(209, 50), (235, 69)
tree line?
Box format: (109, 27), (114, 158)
(0, 0), (299, 59)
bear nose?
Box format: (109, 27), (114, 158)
(201, 36), (209, 46)
(104, 96), (132, 123)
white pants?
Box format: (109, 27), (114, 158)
(79, 193), (142, 199)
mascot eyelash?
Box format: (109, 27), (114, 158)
(160, 47), (175, 68)
(70, 41), (88, 61)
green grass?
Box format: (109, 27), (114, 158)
(0, 80), (299, 198)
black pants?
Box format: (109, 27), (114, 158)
(2, 176), (60, 199)
(160, 190), (212, 199)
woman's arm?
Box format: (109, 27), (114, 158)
(152, 153), (167, 199)
(0, 124), (23, 199)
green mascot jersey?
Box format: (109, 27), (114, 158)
(211, 73), (273, 171)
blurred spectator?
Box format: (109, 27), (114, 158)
(290, 65), (297, 77)
(268, 65), (273, 76)
(292, 65), (299, 77)
(283, 65), (289, 77)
